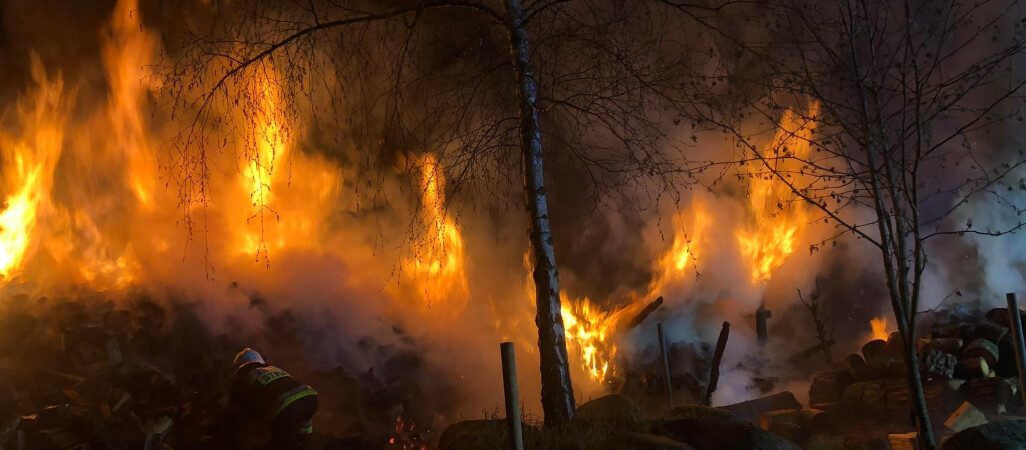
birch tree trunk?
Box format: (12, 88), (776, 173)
(903, 325), (936, 449)
(501, 0), (576, 426)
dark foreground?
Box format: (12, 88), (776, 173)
(0, 292), (1023, 449)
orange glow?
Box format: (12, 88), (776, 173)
(0, 58), (65, 280)
(238, 67), (289, 259)
(737, 103), (820, 284)
(520, 250), (637, 382)
(0, 0), (841, 402)
(0, 0), (344, 292)
(104, 0), (158, 208)
(524, 195), (712, 383)
(0, 155), (46, 278)
(405, 154), (468, 311)
(561, 293), (618, 381)
(651, 200), (709, 293)
(870, 317), (889, 340)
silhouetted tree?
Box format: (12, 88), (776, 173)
(159, 0), (711, 425)
(695, 0), (1026, 445)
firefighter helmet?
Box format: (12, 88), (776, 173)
(233, 348), (265, 368)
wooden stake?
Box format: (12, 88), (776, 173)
(756, 303), (771, 345)
(657, 323), (674, 408)
(705, 321), (731, 405)
(1005, 293), (1026, 410)
(500, 342), (524, 450)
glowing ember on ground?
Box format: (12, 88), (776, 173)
(387, 416), (428, 449)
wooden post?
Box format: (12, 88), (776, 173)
(756, 302), (771, 345)
(500, 342), (525, 450)
(1006, 293), (1026, 410)
(657, 323), (674, 408)
(705, 321), (731, 405)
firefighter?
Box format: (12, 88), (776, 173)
(222, 348), (318, 450)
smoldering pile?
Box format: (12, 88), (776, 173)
(0, 290), (456, 450)
(805, 305), (1026, 447)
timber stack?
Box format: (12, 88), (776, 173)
(808, 307), (1026, 440)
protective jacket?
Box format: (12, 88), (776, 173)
(225, 362), (318, 449)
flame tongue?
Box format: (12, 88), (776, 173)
(0, 59), (67, 280)
(871, 317), (889, 340)
(737, 103), (820, 284)
(561, 293), (617, 381)
(0, 162), (45, 278)
(398, 154), (468, 312)
(239, 67), (289, 259)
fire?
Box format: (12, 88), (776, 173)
(651, 200), (709, 292)
(526, 199), (713, 383)
(387, 416), (427, 449)
(520, 251), (633, 382)
(737, 103), (820, 283)
(0, 58), (66, 280)
(406, 154), (468, 311)
(104, 0), (158, 208)
(0, 157), (46, 278)
(870, 317), (889, 340)
(239, 68), (290, 259)
(220, 60), (341, 266)
(0, 0), (345, 290)
(561, 293), (618, 380)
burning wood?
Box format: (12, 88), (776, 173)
(626, 296), (664, 331)
(0, 0), (1020, 447)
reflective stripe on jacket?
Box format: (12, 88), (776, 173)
(231, 363), (317, 419)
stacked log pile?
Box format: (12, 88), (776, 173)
(0, 293), (434, 450)
(809, 308), (1026, 431)
(0, 295), (234, 449)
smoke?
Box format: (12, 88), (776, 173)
(0, 0), (1023, 435)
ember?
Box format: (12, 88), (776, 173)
(387, 416), (429, 450)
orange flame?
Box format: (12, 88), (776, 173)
(737, 103), (820, 284)
(104, 0), (158, 208)
(405, 154), (468, 311)
(651, 200), (709, 293)
(0, 0), (347, 291)
(560, 293), (619, 381)
(0, 58), (66, 281)
(870, 317), (889, 340)
(520, 251), (636, 382)
(0, 156), (48, 278)
(238, 67), (289, 259)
